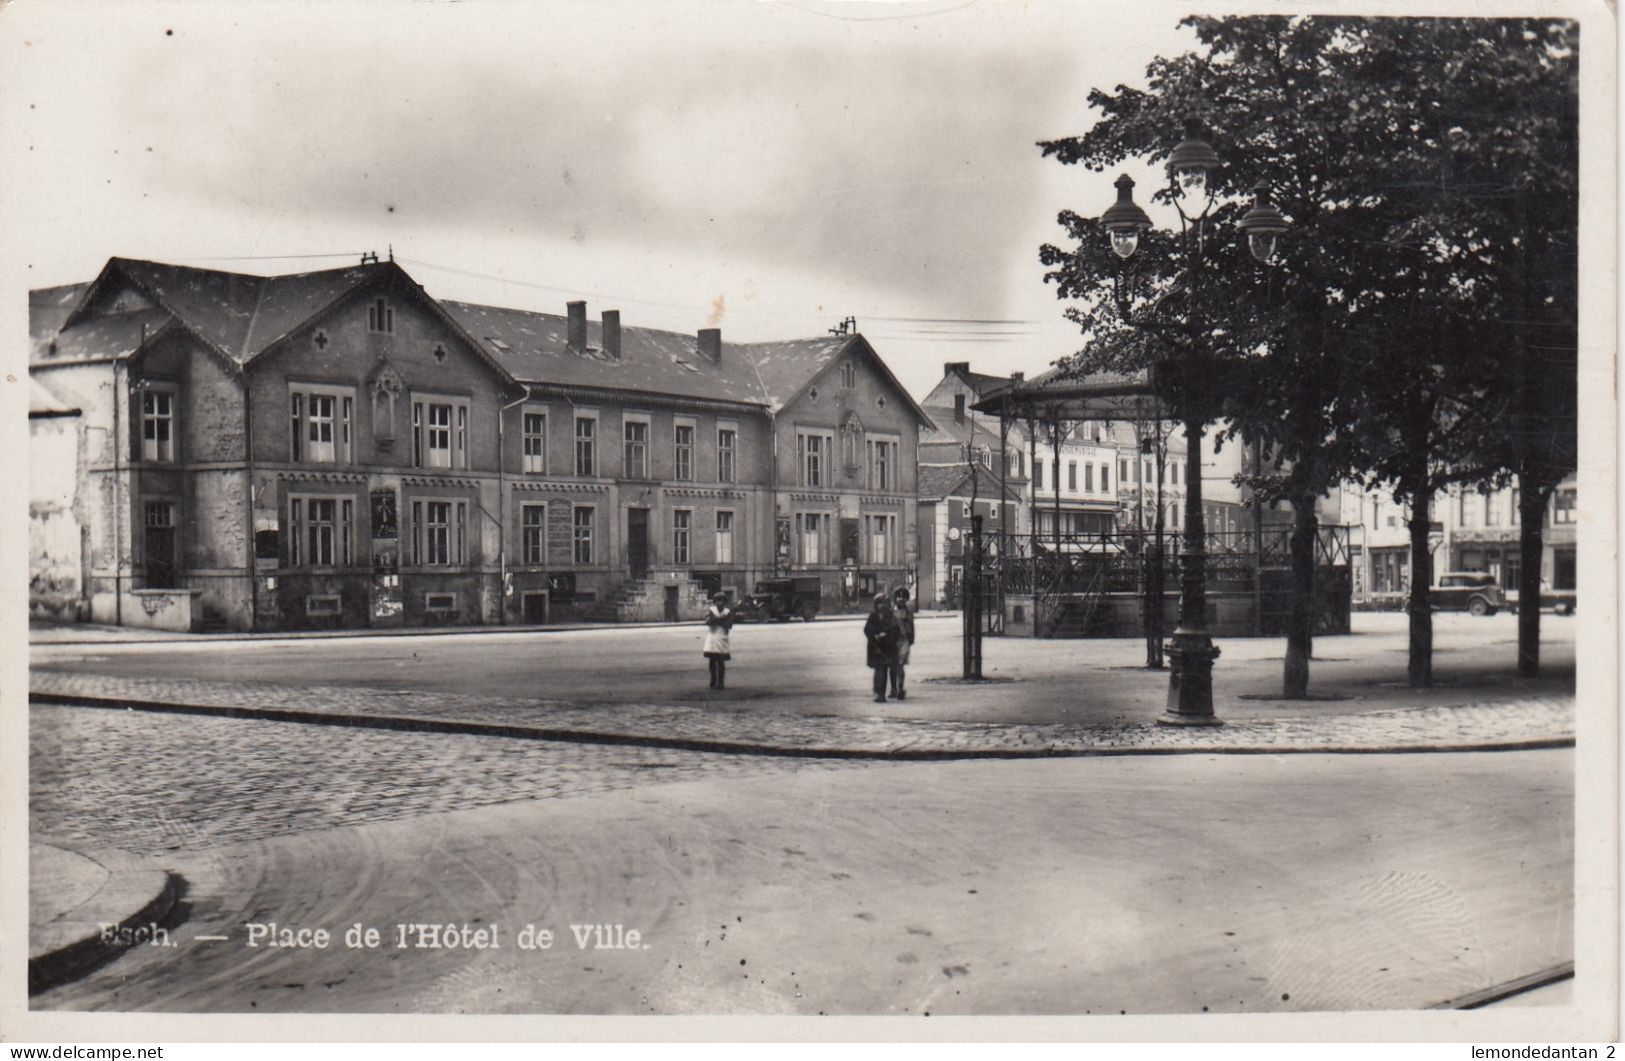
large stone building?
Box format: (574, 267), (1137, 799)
(27, 257), (930, 631)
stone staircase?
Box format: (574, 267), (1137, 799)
(194, 604), (232, 634)
(1041, 595), (1104, 638)
(585, 576), (713, 623)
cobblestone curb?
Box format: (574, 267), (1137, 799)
(28, 843), (185, 996)
(30, 671), (1576, 760)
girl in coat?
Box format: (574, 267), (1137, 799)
(863, 592), (901, 703)
(703, 591), (734, 690)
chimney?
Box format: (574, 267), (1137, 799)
(567, 300), (587, 351)
(954, 394), (966, 424)
(944, 361), (970, 378)
(602, 310), (621, 360)
(698, 327), (721, 362)
(1011, 371), (1025, 383)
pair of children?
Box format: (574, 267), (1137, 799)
(864, 587), (916, 702)
(704, 586), (917, 701)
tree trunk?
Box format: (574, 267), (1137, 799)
(1405, 481), (1434, 689)
(1283, 492), (1318, 698)
(1516, 470), (1553, 677)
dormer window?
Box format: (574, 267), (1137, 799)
(367, 297), (395, 334)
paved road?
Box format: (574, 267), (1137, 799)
(31, 611), (1576, 726)
(30, 701), (1573, 1015)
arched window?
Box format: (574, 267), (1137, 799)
(842, 414), (864, 475)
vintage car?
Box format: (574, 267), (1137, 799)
(1507, 580), (1577, 616)
(1432, 572), (1506, 616)
(732, 577), (822, 622)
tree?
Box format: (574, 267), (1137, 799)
(1334, 19), (1578, 685)
(1038, 15), (1578, 691)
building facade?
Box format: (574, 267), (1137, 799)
(28, 257), (929, 631)
(915, 463), (1023, 610)
(1341, 478), (1578, 608)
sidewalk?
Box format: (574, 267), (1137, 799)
(28, 839), (182, 995)
(30, 667), (1575, 759)
(27, 611), (917, 647)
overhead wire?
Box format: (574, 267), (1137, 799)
(152, 248), (1054, 344)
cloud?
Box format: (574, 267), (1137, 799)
(94, 8), (1075, 316)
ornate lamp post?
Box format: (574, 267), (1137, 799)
(1099, 118), (1289, 725)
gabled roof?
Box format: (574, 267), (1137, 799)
(952, 365), (1015, 396)
(43, 309), (176, 365)
(746, 336), (856, 409)
(37, 259), (517, 386)
(31, 259), (931, 425)
(48, 258), (382, 368)
(442, 301), (769, 407)
(240, 263), (383, 355)
(919, 414), (1005, 450)
(918, 462), (1020, 503)
(29, 284), (92, 358)
(755, 333), (935, 428)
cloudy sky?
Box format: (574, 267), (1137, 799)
(9, 1), (1200, 397)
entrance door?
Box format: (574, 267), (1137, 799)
(1553, 549), (1576, 591)
(840, 518), (860, 564)
(664, 584), (680, 622)
(628, 508), (650, 579)
(144, 502), (176, 588)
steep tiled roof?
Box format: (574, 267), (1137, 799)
(30, 260), (929, 423)
(29, 284), (92, 360)
(917, 462), (1020, 502)
(110, 258), (379, 363)
(955, 367), (1014, 396)
(44, 309), (176, 365)
(919, 415), (1004, 450)
(745, 336), (855, 409)
(441, 301), (771, 407)
(241, 265), (381, 354)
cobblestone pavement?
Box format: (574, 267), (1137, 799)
(31, 669), (1574, 756)
(30, 704), (870, 857)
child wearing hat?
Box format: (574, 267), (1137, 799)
(863, 592), (901, 703)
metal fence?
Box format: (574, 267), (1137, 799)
(968, 525), (1352, 638)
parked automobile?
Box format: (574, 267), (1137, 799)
(1432, 572), (1506, 616)
(1507, 580), (1577, 616)
(733, 577), (822, 622)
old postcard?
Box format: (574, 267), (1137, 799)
(1, 0), (1615, 1045)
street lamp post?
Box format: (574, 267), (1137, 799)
(1099, 117), (1289, 725)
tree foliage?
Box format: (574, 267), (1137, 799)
(1038, 15), (1579, 686)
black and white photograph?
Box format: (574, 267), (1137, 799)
(2, 0), (1616, 1045)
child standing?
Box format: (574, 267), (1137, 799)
(890, 586), (915, 699)
(703, 591), (734, 690)
(863, 593), (900, 703)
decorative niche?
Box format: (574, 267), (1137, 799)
(368, 357), (406, 448)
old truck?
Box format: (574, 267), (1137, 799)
(733, 577), (822, 622)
